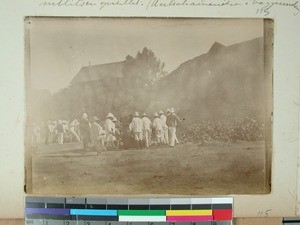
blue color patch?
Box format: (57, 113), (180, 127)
(70, 209), (118, 216)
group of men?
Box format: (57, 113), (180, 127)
(31, 119), (81, 146)
(128, 108), (181, 149)
(78, 107), (181, 151)
(33, 107), (181, 152)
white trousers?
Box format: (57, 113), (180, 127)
(57, 133), (64, 144)
(169, 127), (176, 146)
(143, 130), (151, 147)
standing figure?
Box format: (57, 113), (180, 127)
(91, 116), (106, 153)
(44, 121), (52, 145)
(80, 113), (91, 150)
(112, 117), (121, 148)
(142, 113), (152, 148)
(159, 110), (169, 145)
(166, 108), (181, 147)
(152, 112), (164, 146)
(129, 112), (143, 149)
(104, 113), (116, 150)
(56, 120), (65, 145)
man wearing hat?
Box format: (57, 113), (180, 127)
(129, 112), (143, 149)
(80, 113), (91, 150)
(142, 113), (152, 148)
(166, 108), (181, 147)
(56, 120), (65, 145)
(104, 112), (115, 150)
(159, 110), (168, 145)
(91, 116), (106, 153)
(112, 117), (121, 148)
(152, 112), (164, 146)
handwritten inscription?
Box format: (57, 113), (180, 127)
(38, 0), (300, 16)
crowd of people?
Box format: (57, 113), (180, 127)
(30, 110), (265, 152)
(30, 108), (182, 152)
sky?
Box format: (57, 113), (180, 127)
(28, 17), (263, 93)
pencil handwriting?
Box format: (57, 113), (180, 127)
(37, 0), (300, 16)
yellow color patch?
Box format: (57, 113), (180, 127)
(166, 210), (212, 216)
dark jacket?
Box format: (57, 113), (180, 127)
(166, 114), (180, 127)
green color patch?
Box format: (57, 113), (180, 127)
(118, 210), (165, 216)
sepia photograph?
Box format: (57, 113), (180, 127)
(24, 17), (273, 196)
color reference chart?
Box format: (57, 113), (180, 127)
(25, 197), (233, 225)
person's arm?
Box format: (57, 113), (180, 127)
(175, 114), (181, 123)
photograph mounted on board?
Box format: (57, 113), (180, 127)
(24, 17), (273, 196)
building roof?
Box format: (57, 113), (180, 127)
(71, 61), (125, 84)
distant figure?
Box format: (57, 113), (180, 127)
(44, 121), (52, 145)
(104, 113), (116, 150)
(159, 110), (168, 145)
(56, 120), (65, 145)
(142, 113), (152, 148)
(166, 108), (181, 147)
(152, 112), (164, 146)
(129, 112), (144, 149)
(80, 113), (91, 150)
(112, 117), (121, 148)
(91, 116), (106, 153)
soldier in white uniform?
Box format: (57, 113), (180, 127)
(104, 112), (115, 150)
(129, 112), (144, 149)
(159, 110), (168, 145)
(142, 113), (152, 148)
(152, 112), (164, 146)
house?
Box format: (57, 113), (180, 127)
(70, 61), (125, 90)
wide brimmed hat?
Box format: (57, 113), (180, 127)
(154, 112), (159, 117)
(159, 110), (164, 114)
(170, 108), (175, 113)
(134, 112), (139, 117)
(106, 112), (114, 118)
(166, 108), (171, 113)
(142, 113), (147, 117)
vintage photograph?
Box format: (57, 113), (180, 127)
(24, 17), (273, 195)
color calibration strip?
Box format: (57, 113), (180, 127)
(25, 197), (233, 224)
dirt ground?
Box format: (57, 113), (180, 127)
(31, 141), (266, 196)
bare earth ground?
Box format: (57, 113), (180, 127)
(32, 141), (266, 196)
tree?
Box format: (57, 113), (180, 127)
(123, 47), (167, 86)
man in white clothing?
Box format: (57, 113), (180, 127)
(129, 112), (143, 149)
(159, 110), (168, 145)
(104, 112), (115, 150)
(142, 113), (152, 148)
(166, 108), (181, 147)
(152, 112), (164, 146)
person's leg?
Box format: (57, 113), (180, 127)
(134, 132), (139, 149)
(169, 127), (175, 146)
(57, 133), (62, 144)
(83, 138), (87, 149)
(145, 130), (149, 148)
(165, 128), (169, 145)
(148, 130), (152, 147)
(156, 130), (160, 145)
(174, 127), (179, 144)
(139, 132), (143, 149)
